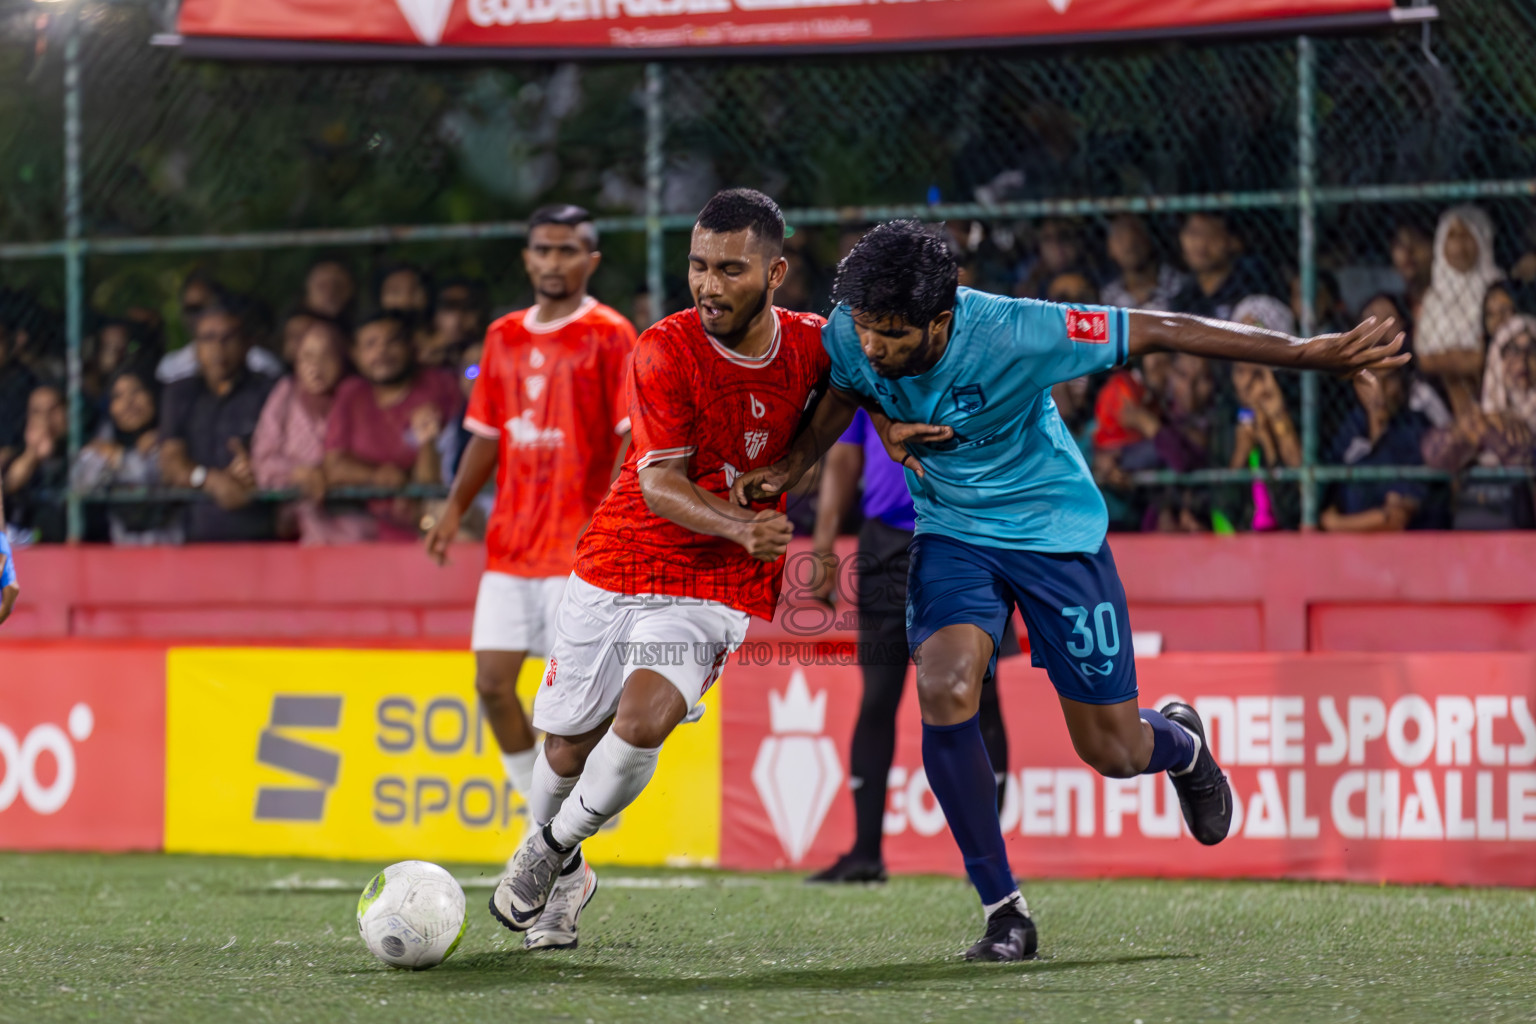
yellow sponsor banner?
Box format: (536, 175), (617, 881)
(165, 648), (720, 866)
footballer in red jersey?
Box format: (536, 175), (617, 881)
(490, 189), (828, 944)
(426, 206), (633, 949)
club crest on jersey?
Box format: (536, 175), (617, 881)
(1066, 309), (1109, 344)
(750, 393), (767, 418)
(526, 374), (546, 401)
(744, 429), (771, 461)
(951, 384), (985, 414)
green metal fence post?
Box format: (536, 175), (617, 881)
(1297, 34), (1319, 529)
(644, 62), (665, 319)
(63, 6), (85, 543)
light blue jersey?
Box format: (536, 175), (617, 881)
(0, 533), (16, 590)
(823, 287), (1129, 553)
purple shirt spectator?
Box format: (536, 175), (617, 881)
(839, 409), (915, 531)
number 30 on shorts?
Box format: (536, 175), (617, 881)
(1061, 603), (1121, 658)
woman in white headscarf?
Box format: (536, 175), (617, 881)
(1415, 206), (1504, 415)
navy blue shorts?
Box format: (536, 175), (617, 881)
(906, 533), (1137, 706)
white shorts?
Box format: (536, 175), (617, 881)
(532, 574), (751, 737)
(470, 572), (571, 657)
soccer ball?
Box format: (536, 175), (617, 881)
(356, 860), (467, 970)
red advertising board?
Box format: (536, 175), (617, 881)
(722, 651), (1536, 887)
(176, 0), (1395, 55)
(0, 647), (166, 851)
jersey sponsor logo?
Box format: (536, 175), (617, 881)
(951, 383), (985, 414)
(749, 393), (766, 419)
(506, 410), (565, 448)
(529, 347), (546, 368)
(1067, 309), (1110, 344)
(744, 428), (771, 461)
(526, 374), (546, 401)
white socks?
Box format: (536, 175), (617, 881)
(501, 747), (539, 795)
(548, 732), (661, 850)
(525, 746), (577, 827)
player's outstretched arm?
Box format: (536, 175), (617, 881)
(1127, 310), (1409, 379)
(424, 434), (498, 566)
(640, 457), (792, 563)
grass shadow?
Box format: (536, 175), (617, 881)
(375, 951), (1195, 994)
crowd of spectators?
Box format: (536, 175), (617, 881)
(4, 204), (1536, 546)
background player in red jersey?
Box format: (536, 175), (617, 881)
(424, 206), (634, 917)
(490, 189), (828, 946)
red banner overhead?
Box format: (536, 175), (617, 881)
(175, 0), (1399, 57)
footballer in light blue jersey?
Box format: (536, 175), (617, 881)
(822, 287), (1127, 555)
(733, 220), (1407, 962)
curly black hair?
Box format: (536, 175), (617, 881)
(695, 188), (784, 254)
(833, 220), (959, 327)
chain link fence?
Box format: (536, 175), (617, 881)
(2, 0), (1534, 541)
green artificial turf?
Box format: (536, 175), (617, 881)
(1, 853), (1533, 1023)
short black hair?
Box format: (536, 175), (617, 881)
(695, 188), (785, 254)
(530, 204), (598, 249)
(193, 292), (256, 341)
(354, 309), (411, 340)
(834, 220), (959, 328)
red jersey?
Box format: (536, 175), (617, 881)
(575, 307), (830, 620)
(464, 297), (636, 577)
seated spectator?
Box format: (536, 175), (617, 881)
(1390, 221), (1434, 320)
(304, 257), (356, 322)
(3, 384), (68, 543)
(1416, 205), (1504, 419)
(419, 278), (488, 369)
(71, 367), (183, 545)
(159, 301), (278, 542)
(1170, 212), (1259, 322)
(252, 318), (366, 544)
(158, 284), (284, 384)
(84, 317), (161, 420)
(1423, 315), (1536, 529)
(1360, 290), (1450, 430)
(1288, 269), (1350, 335)
(1045, 271), (1098, 305)
(1091, 352), (1170, 530)
(1145, 353), (1218, 532)
(377, 263), (431, 317)
(323, 312), (461, 541)
(0, 315), (40, 473)
(277, 306), (320, 368)
(1100, 214), (1188, 312)
(1016, 218), (1093, 299)
(1230, 295), (1302, 471)
(1321, 364), (1429, 533)
(1484, 280), (1517, 346)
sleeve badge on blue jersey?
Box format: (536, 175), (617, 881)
(1066, 309), (1109, 344)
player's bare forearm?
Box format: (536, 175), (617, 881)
(638, 458), (758, 545)
(444, 435), (497, 517)
(783, 387), (862, 487)
(0, 584), (16, 625)
(1127, 310), (1409, 376)
(812, 443), (863, 558)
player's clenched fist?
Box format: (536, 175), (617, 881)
(735, 508), (793, 562)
